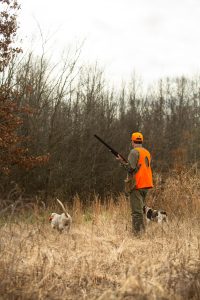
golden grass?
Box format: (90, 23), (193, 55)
(0, 172), (200, 299)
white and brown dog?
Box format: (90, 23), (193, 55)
(49, 199), (72, 233)
(143, 206), (168, 224)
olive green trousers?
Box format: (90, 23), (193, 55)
(129, 189), (148, 234)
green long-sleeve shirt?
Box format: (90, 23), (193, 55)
(120, 148), (139, 174)
(128, 149), (140, 172)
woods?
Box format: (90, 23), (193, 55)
(2, 58), (200, 200)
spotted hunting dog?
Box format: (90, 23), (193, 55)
(143, 206), (168, 224)
(49, 199), (72, 233)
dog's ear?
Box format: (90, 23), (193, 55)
(147, 209), (153, 219)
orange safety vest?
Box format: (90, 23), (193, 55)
(134, 147), (153, 189)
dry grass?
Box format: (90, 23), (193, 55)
(0, 172), (200, 300)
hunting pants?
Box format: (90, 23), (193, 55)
(130, 189), (148, 234)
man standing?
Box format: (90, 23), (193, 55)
(118, 132), (153, 235)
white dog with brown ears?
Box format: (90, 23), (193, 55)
(49, 199), (72, 233)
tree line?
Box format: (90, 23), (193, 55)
(1, 52), (200, 200)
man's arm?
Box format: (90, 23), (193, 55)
(127, 149), (139, 174)
(117, 149), (139, 174)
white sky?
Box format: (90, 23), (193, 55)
(18, 0), (200, 87)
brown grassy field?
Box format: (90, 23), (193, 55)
(0, 172), (200, 299)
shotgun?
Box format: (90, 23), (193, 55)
(94, 134), (128, 163)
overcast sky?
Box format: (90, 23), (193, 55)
(18, 0), (200, 87)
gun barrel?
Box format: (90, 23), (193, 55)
(94, 134), (127, 163)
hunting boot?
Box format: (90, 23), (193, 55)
(132, 213), (145, 235)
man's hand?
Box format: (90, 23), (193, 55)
(116, 154), (127, 164)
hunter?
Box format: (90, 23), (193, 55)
(117, 132), (153, 235)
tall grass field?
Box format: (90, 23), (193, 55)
(0, 172), (200, 299)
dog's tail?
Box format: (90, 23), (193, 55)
(56, 198), (69, 216)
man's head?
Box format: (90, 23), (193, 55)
(131, 132), (143, 147)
